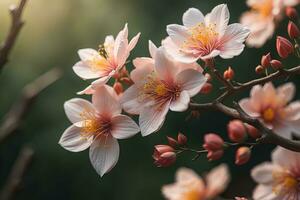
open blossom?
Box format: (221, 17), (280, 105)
(241, 0), (299, 47)
(121, 47), (207, 136)
(252, 147), (300, 200)
(59, 85), (140, 177)
(239, 82), (300, 138)
(162, 164), (230, 200)
(163, 4), (250, 62)
(73, 24), (140, 94)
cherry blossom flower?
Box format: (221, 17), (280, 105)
(239, 82), (300, 138)
(162, 164), (230, 200)
(121, 47), (207, 136)
(252, 147), (300, 200)
(163, 4), (250, 63)
(73, 24), (140, 94)
(241, 0), (299, 47)
(59, 85), (140, 177)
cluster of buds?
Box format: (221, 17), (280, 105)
(256, 52), (282, 73)
(153, 133), (187, 167)
(203, 133), (224, 161)
(112, 67), (133, 95)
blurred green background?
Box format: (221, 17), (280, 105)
(0, 0), (299, 199)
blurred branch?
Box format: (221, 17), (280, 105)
(0, 146), (34, 200)
(0, 0), (28, 72)
(0, 68), (62, 144)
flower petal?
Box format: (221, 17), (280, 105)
(182, 8), (205, 28)
(73, 61), (101, 79)
(154, 47), (178, 81)
(111, 114), (140, 139)
(205, 4), (229, 36)
(166, 24), (189, 46)
(120, 84), (144, 115)
(131, 57), (154, 83)
(239, 98), (260, 117)
(89, 134), (119, 177)
(64, 98), (95, 123)
(277, 82), (295, 105)
(253, 185), (276, 200)
(148, 40), (158, 58)
(78, 48), (99, 61)
(251, 162), (274, 184)
(272, 147), (300, 168)
(128, 32), (141, 51)
(170, 91), (190, 112)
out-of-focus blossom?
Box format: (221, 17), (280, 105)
(239, 82), (300, 138)
(227, 120), (247, 143)
(235, 197), (248, 200)
(163, 4), (249, 63)
(241, 0), (299, 47)
(153, 145), (176, 167)
(286, 6), (298, 19)
(162, 164), (230, 200)
(252, 147), (300, 200)
(59, 86), (140, 177)
(73, 24), (140, 94)
(121, 46), (207, 136)
(288, 21), (300, 39)
(276, 36), (294, 58)
(235, 147), (251, 165)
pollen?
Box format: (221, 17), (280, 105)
(155, 84), (167, 96)
(272, 171), (298, 195)
(252, 0), (273, 18)
(80, 109), (101, 138)
(89, 57), (110, 72)
(263, 108), (275, 122)
(184, 189), (201, 200)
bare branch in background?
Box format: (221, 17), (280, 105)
(0, 146), (34, 200)
(0, 68), (62, 144)
(0, 0), (28, 71)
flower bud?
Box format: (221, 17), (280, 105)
(276, 36), (294, 58)
(205, 73), (212, 82)
(270, 59), (282, 70)
(113, 82), (123, 95)
(235, 197), (248, 200)
(200, 83), (213, 94)
(261, 53), (271, 68)
(177, 133), (187, 145)
(255, 65), (264, 74)
(288, 21), (300, 39)
(153, 145), (176, 167)
(167, 136), (178, 147)
(235, 147), (251, 165)
(207, 150), (224, 161)
(244, 123), (261, 139)
(223, 67), (234, 81)
(286, 7), (298, 20)
(227, 120), (247, 143)
(203, 133), (224, 151)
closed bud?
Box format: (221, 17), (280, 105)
(120, 77), (134, 85)
(276, 36), (294, 58)
(207, 150), (224, 161)
(167, 136), (178, 147)
(255, 65), (264, 74)
(288, 21), (300, 39)
(227, 120), (247, 143)
(244, 123), (261, 139)
(205, 73), (212, 82)
(177, 133), (187, 145)
(203, 133), (224, 151)
(153, 145), (176, 167)
(270, 59), (282, 70)
(235, 147), (251, 165)
(286, 7), (298, 20)
(223, 67), (235, 81)
(200, 83), (213, 94)
(261, 53), (271, 68)
(113, 82), (123, 95)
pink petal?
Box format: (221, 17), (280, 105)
(200, 50), (221, 60)
(120, 84), (144, 115)
(154, 47), (178, 81)
(64, 98), (95, 123)
(239, 99), (260, 117)
(277, 82), (295, 105)
(91, 73), (113, 87)
(111, 115), (140, 139)
(77, 85), (95, 95)
(285, 101), (300, 121)
(128, 32), (141, 51)
(78, 48), (99, 61)
(262, 82), (277, 108)
(89, 134), (119, 177)
(148, 40), (158, 58)
(73, 61), (102, 80)
(131, 57), (154, 83)
(251, 162), (274, 184)
(115, 39), (128, 68)
(182, 8), (205, 28)
(170, 91), (190, 112)
(166, 24), (189, 46)
(176, 167), (202, 183)
(271, 147), (300, 168)
(205, 4), (229, 36)
(252, 185), (276, 200)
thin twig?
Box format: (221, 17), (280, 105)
(0, 0), (28, 71)
(0, 146), (34, 200)
(0, 67), (62, 144)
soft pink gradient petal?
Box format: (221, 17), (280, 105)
(166, 24), (190, 46)
(170, 91), (190, 112)
(128, 32), (141, 51)
(262, 82), (277, 107)
(253, 185), (276, 200)
(77, 85), (95, 95)
(148, 40), (158, 58)
(72, 61), (102, 80)
(271, 147), (300, 168)
(111, 115), (140, 139)
(64, 98), (95, 124)
(285, 101), (300, 121)
(200, 50), (221, 60)
(251, 162), (274, 184)
(120, 84), (145, 115)
(154, 47), (178, 81)
(239, 99), (260, 117)
(78, 48), (99, 61)
(276, 82), (295, 105)
(182, 8), (205, 28)
(131, 57), (154, 83)
(205, 4), (229, 36)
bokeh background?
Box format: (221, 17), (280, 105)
(0, 0), (299, 199)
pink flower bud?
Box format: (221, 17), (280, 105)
(200, 83), (213, 94)
(113, 82), (123, 95)
(261, 53), (271, 68)
(205, 73), (212, 82)
(244, 123), (261, 139)
(223, 67), (234, 81)
(286, 7), (298, 20)
(235, 147), (251, 165)
(203, 133), (224, 151)
(207, 150), (224, 161)
(288, 21), (300, 39)
(270, 59), (282, 70)
(167, 136), (178, 147)
(276, 36), (294, 58)
(177, 133), (187, 145)
(255, 65), (264, 74)
(153, 145), (176, 167)
(227, 120), (247, 143)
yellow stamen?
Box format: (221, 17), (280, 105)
(263, 108), (275, 122)
(89, 57), (110, 72)
(80, 110), (101, 138)
(155, 84), (168, 96)
(272, 171), (298, 195)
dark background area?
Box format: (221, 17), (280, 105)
(0, 0), (299, 199)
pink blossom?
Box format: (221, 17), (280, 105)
(59, 85), (140, 177)
(162, 164), (230, 200)
(163, 4), (250, 63)
(73, 24), (140, 94)
(121, 46), (207, 136)
(252, 147), (300, 199)
(239, 82), (300, 138)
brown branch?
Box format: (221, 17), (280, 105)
(0, 67), (62, 144)
(0, 0), (28, 71)
(0, 146), (34, 200)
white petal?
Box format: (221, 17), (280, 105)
(131, 57), (154, 83)
(115, 39), (128, 68)
(277, 82), (295, 104)
(64, 98), (95, 124)
(251, 162), (274, 184)
(128, 32), (141, 51)
(73, 61), (101, 80)
(111, 115), (140, 139)
(89, 135), (119, 177)
(271, 147), (300, 168)
(78, 48), (99, 61)
(154, 47), (178, 81)
(253, 185), (277, 200)
(170, 91), (190, 112)
(59, 124), (93, 152)
(120, 84), (143, 115)
(166, 24), (189, 46)
(148, 40), (158, 58)
(285, 101), (300, 121)
(182, 8), (205, 28)
(205, 4), (230, 36)
(200, 50), (220, 60)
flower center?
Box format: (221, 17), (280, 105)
(272, 170), (299, 196)
(184, 189), (202, 200)
(262, 108), (275, 122)
(252, 0), (273, 17)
